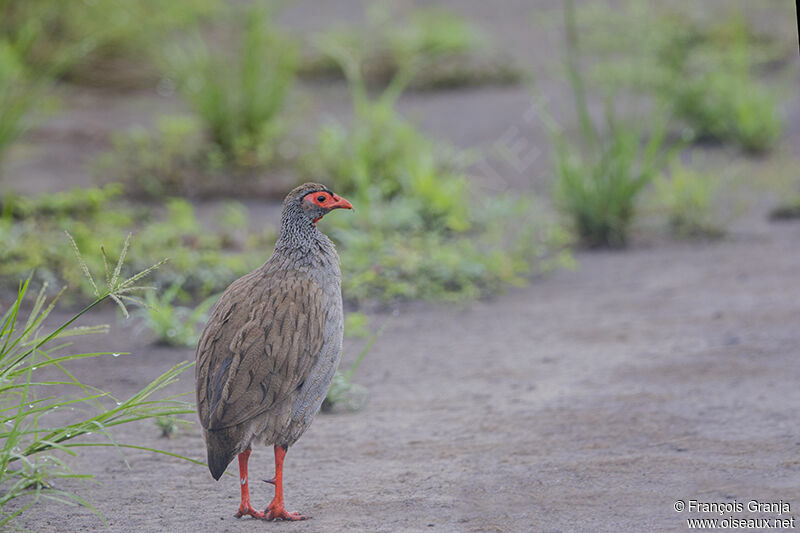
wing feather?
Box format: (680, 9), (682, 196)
(196, 270), (325, 430)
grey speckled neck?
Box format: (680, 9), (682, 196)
(267, 201), (340, 273)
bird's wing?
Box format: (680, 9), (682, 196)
(195, 270), (326, 430)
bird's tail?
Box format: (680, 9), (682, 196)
(204, 426), (243, 481)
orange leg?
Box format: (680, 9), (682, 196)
(234, 449), (264, 519)
(263, 445), (307, 521)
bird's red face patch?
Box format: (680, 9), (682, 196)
(303, 190), (353, 223)
(304, 190), (335, 208)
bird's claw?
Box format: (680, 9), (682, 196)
(263, 505), (308, 521)
(234, 505), (265, 519)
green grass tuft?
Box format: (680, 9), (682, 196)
(322, 318), (386, 414)
(154, 415), (185, 439)
(653, 162), (724, 239)
(164, 3), (297, 167)
(582, 5), (784, 153)
(669, 47), (782, 153)
(343, 312), (370, 340)
(136, 280), (216, 347)
(545, 0), (674, 248)
(550, 113), (669, 248)
(0, 239), (197, 526)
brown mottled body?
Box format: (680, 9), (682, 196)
(195, 183), (351, 520)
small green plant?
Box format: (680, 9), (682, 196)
(344, 312), (370, 339)
(137, 280), (216, 347)
(164, 4), (297, 167)
(304, 3), (520, 89)
(549, 110), (670, 248)
(308, 82), (470, 232)
(322, 372), (368, 414)
(669, 47), (781, 153)
(545, 0), (672, 248)
(93, 115), (224, 198)
(304, 46), (465, 222)
(0, 236), (197, 526)
(154, 415), (183, 439)
(653, 162), (723, 238)
(322, 320), (385, 413)
(658, 13), (783, 153)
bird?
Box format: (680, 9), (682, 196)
(195, 182), (352, 520)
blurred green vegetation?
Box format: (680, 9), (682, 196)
(548, 106), (672, 248)
(0, 0), (218, 83)
(322, 316), (385, 413)
(344, 312), (371, 339)
(538, 0), (795, 248)
(658, 14), (783, 153)
(652, 162), (724, 239)
(164, 4), (297, 168)
(308, 58), (572, 301)
(581, 4), (786, 153)
(769, 198), (800, 221)
(0, 187), (274, 300)
(545, 0), (675, 248)
(0, 174), (571, 305)
(302, 3), (521, 90)
(135, 280), (216, 347)
(0, 0), (218, 164)
(0, 41), (41, 165)
(93, 4), (298, 192)
(93, 115), (225, 199)
(306, 75), (471, 232)
(0, 0), (795, 295)
(154, 415), (184, 439)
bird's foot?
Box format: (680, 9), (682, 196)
(235, 504), (265, 519)
(263, 501), (308, 521)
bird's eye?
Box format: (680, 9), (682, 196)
(317, 195), (326, 202)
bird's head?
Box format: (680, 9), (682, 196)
(283, 182), (353, 226)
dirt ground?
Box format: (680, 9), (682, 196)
(12, 220), (800, 533)
(4, 1), (800, 532)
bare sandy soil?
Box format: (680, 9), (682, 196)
(12, 219), (800, 533)
(3, 1), (800, 532)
